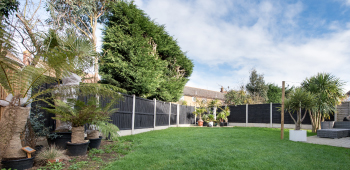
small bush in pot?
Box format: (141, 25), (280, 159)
(44, 97), (121, 154)
(35, 145), (68, 165)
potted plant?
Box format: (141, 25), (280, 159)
(192, 99), (207, 127)
(283, 88), (315, 142)
(207, 114), (214, 127)
(44, 96), (121, 155)
(218, 107), (230, 126)
(0, 26), (96, 169)
(202, 114), (209, 127)
(208, 99), (221, 121)
(192, 107), (206, 127)
(35, 145), (68, 165)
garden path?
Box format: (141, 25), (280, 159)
(305, 135), (350, 148)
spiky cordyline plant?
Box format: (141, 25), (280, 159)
(283, 88), (315, 130)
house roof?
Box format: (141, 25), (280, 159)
(183, 86), (225, 100)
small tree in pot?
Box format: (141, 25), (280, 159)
(283, 88), (315, 141)
(218, 107), (230, 126)
(44, 96), (121, 155)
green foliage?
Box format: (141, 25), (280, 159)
(202, 114), (209, 123)
(95, 121), (120, 141)
(0, 29), (96, 105)
(100, 1), (193, 102)
(44, 97), (119, 127)
(41, 162), (64, 170)
(88, 148), (105, 158)
(302, 73), (345, 116)
(267, 83), (294, 104)
(245, 69), (268, 103)
(283, 88), (315, 130)
(68, 161), (88, 170)
(35, 145), (68, 163)
(225, 86), (251, 105)
(0, 0), (19, 19)
(104, 140), (134, 155)
(29, 107), (50, 137)
(207, 114), (214, 122)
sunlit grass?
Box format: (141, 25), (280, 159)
(104, 127), (350, 170)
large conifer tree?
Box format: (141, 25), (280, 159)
(100, 1), (193, 101)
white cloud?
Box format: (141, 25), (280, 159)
(133, 0), (350, 93)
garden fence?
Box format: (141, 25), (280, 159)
(226, 103), (334, 125)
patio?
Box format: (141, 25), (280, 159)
(305, 136), (350, 148)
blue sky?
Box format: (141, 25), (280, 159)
(20, 0), (350, 93)
(132, 0), (350, 92)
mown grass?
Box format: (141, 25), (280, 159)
(104, 127), (350, 170)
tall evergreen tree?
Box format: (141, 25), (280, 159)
(100, 1), (193, 101)
(246, 69), (268, 103)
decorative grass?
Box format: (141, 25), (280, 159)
(104, 127), (350, 170)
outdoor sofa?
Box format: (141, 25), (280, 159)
(317, 121), (350, 139)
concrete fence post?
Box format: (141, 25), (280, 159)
(169, 102), (172, 127)
(246, 104), (248, 127)
(154, 98), (156, 130)
(177, 104), (180, 127)
(132, 94), (136, 135)
(270, 103), (272, 128)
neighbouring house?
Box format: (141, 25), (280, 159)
(179, 86), (226, 107)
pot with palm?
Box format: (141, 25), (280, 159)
(0, 27), (96, 169)
(202, 114), (209, 127)
(283, 88), (315, 142)
(44, 96), (121, 155)
(192, 107), (206, 127)
(207, 114), (215, 127)
(218, 107), (230, 126)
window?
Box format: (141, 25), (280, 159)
(203, 98), (207, 103)
(192, 97), (196, 102)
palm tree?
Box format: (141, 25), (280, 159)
(301, 73), (345, 133)
(284, 88), (315, 130)
(0, 26), (121, 160)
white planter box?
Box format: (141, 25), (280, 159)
(289, 130), (307, 142)
(208, 122), (213, 127)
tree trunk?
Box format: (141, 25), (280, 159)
(0, 106), (30, 159)
(87, 130), (100, 139)
(71, 126), (85, 144)
(295, 110), (301, 130)
(309, 111), (317, 133)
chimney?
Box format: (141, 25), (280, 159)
(220, 86), (224, 93)
(23, 51), (31, 66)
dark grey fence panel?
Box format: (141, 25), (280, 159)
(179, 105), (195, 124)
(248, 104), (270, 123)
(101, 94), (134, 130)
(31, 82), (58, 132)
(135, 97), (154, 129)
(227, 105), (246, 123)
(156, 101), (170, 126)
(227, 103), (312, 125)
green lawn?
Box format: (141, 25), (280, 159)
(104, 127), (350, 170)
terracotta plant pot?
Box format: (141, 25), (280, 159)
(198, 120), (203, 127)
(48, 159), (63, 163)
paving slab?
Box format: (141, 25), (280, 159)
(305, 135), (350, 148)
